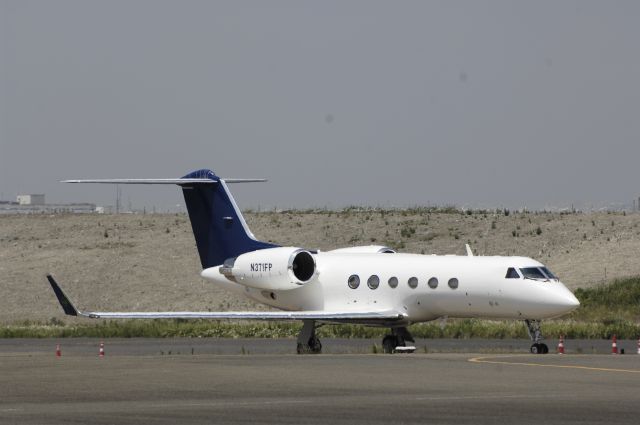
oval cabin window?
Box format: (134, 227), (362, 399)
(448, 278), (459, 289)
(367, 275), (380, 290)
(348, 275), (360, 289)
(388, 277), (398, 288)
(408, 277), (418, 289)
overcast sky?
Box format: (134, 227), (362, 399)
(2, 0), (639, 211)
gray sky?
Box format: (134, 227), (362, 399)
(2, 0), (639, 211)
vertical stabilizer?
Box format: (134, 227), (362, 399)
(180, 169), (277, 268)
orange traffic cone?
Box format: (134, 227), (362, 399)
(611, 335), (618, 355)
(557, 335), (565, 354)
(99, 341), (105, 358)
(56, 344), (61, 357)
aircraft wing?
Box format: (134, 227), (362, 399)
(47, 275), (407, 325)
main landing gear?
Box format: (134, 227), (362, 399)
(296, 320), (322, 354)
(295, 322), (417, 355)
(525, 319), (549, 354)
(382, 327), (416, 354)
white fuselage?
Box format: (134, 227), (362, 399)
(202, 251), (579, 324)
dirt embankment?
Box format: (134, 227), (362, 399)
(1, 210), (639, 324)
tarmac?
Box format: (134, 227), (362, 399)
(1, 338), (639, 424)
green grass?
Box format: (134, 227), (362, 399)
(570, 276), (640, 322)
(2, 277), (639, 339)
(2, 318), (639, 340)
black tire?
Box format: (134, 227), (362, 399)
(541, 343), (549, 354)
(382, 336), (396, 354)
(530, 343), (539, 354)
(310, 337), (322, 354)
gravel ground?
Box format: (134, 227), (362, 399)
(1, 210), (639, 324)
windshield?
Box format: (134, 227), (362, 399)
(520, 267), (548, 280)
(540, 267), (559, 280)
(505, 268), (520, 279)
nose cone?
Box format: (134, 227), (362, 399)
(520, 281), (581, 319)
(556, 283), (580, 312)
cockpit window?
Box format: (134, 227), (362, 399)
(520, 267), (547, 280)
(540, 267), (558, 280)
(505, 268), (520, 279)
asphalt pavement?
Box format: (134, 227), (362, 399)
(1, 338), (639, 424)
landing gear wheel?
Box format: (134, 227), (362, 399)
(297, 337), (322, 354)
(382, 336), (396, 354)
(296, 320), (322, 354)
(382, 328), (415, 354)
(309, 336), (322, 354)
(382, 335), (408, 354)
(524, 320), (547, 355)
(530, 343), (549, 354)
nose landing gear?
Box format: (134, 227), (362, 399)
(525, 319), (548, 354)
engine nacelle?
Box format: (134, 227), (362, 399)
(219, 247), (317, 290)
(328, 245), (396, 254)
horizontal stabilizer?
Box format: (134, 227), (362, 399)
(46, 275), (407, 324)
(61, 178), (266, 185)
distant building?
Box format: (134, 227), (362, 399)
(1, 193), (96, 214)
(0, 203), (97, 214)
(17, 194), (45, 205)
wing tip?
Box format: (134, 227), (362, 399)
(46, 274), (79, 316)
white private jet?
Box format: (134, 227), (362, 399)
(48, 168), (580, 354)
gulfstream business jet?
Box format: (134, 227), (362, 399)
(48, 169), (580, 354)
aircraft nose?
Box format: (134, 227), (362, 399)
(564, 292), (580, 308)
(557, 284), (580, 310)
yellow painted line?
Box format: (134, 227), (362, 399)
(469, 355), (640, 374)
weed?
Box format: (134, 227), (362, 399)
(400, 226), (416, 238)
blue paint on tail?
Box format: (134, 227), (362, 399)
(180, 169), (278, 268)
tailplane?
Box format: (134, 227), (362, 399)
(63, 168), (278, 268)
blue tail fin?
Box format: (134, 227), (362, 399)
(180, 169), (278, 268)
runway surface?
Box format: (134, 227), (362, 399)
(2, 337), (637, 355)
(1, 339), (639, 424)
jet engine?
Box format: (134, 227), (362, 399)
(219, 247), (317, 290)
